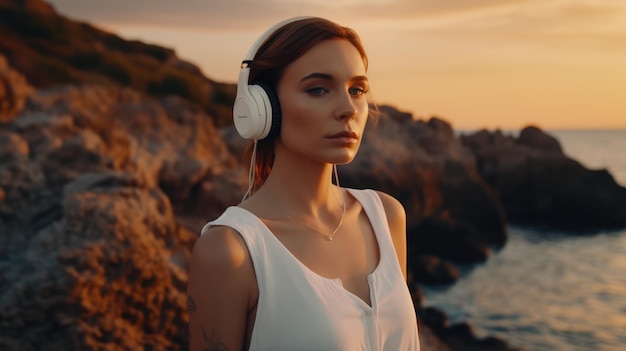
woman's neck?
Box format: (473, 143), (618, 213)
(250, 148), (340, 220)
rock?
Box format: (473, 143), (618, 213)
(341, 106), (508, 263)
(409, 254), (460, 285)
(461, 126), (626, 230)
(517, 126), (563, 155)
(419, 324), (453, 351)
(0, 55), (34, 123)
(220, 124), (249, 160)
(18, 85), (239, 210)
(0, 171), (194, 350)
(0, 2), (234, 127)
(417, 308), (526, 351)
(409, 282), (425, 310)
(418, 306), (450, 338)
(408, 217), (491, 263)
(0, 130), (29, 159)
(0, 0), (56, 15)
(0, 84), (242, 350)
(443, 322), (525, 351)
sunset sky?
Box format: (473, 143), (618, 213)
(47, 0), (626, 130)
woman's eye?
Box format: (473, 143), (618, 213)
(349, 87), (367, 97)
(307, 87), (326, 96)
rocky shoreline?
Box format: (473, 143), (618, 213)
(2, 1), (626, 350)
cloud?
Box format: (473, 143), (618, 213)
(47, 0), (626, 42)
(46, 0), (543, 31)
(45, 0), (626, 62)
(354, 0), (626, 63)
(41, 0), (626, 128)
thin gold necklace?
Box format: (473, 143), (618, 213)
(288, 165), (345, 241)
(297, 186), (345, 241)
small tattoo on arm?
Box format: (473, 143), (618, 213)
(187, 296), (197, 314)
(201, 328), (229, 351)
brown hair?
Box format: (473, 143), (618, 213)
(244, 17), (370, 191)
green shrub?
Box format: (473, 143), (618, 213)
(69, 51), (103, 70)
(100, 60), (132, 85)
(147, 73), (195, 100)
(0, 8), (69, 43)
(213, 89), (234, 107)
(33, 59), (73, 83)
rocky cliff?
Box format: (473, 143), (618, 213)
(0, 66), (244, 349)
(0, 0), (236, 127)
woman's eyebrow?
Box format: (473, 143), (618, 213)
(300, 72), (333, 82)
(299, 72), (369, 83)
(352, 75), (369, 83)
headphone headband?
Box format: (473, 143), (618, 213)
(243, 16), (314, 63)
(236, 16), (313, 98)
(233, 16), (314, 140)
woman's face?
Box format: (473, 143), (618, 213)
(276, 39), (369, 165)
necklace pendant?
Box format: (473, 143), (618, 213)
(327, 235), (333, 241)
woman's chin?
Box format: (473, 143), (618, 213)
(328, 152), (358, 165)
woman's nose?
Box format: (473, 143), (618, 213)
(336, 91), (357, 120)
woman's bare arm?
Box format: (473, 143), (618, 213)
(187, 226), (256, 351)
(375, 191), (408, 280)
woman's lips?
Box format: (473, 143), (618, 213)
(327, 131), (359, 144)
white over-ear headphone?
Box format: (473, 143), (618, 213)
(233, 16), (313, 140)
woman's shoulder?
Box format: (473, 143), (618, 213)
(346, 188), (405, 223)
(191, 225), (252, 275)
(371, 190), (405, 218)
(188, 225), (257, 351)
(372, 190), (406, 234)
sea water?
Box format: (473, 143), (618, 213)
(423, 130), (626, 351)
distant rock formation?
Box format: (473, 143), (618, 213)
(340, 106), (508, 263)
(461, 127), (626, 230)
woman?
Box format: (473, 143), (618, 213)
(188, 16), (420, 351)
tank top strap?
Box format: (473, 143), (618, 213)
(201, 206), (254, 237)
(346, 188), (397, 255)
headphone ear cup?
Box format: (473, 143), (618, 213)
(255, 82), (282, 141)
(234, 85), (264, 140)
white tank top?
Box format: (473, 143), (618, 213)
(202, 188), (420, 351)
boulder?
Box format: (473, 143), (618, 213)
(417, 308), (526, 351)
(0, 84), (243, 350)
(443, 322), (525, 351)
(0, 55), (33, 123)
(409, 254), (460, 285)
(461, 126), (626, 230)
(16, 85), (242, 215)
(419, 325), (453, 351)
(341, 106), (508, 262)
(0, 171), (194, 350)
